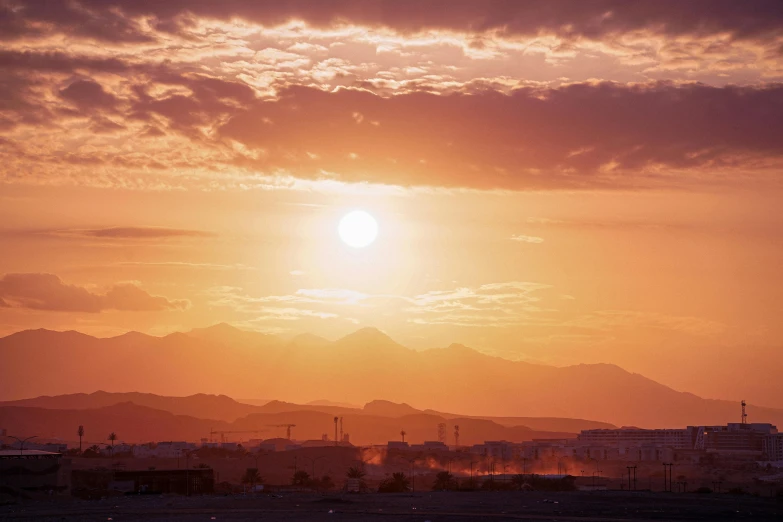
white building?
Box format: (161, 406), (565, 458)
(578, 428), (694, 451)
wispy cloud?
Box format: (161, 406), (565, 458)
(0, 273), (189, 313)
(510, 234), (544, 243)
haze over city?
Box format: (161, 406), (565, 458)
(1, 1), (783, 518)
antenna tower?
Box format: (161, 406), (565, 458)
(339, 417), (344, 441)
(437, 423), (447, 443)
(454, 425), (460, 447)
(741, 400), (747, 425)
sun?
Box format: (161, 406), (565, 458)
(338, 210), (378, 248)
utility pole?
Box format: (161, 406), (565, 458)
(663, 463), (673, 492)
(625, 465), (637, 491)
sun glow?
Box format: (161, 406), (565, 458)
(338, 210), (378, 248)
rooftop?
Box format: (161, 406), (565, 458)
(0, 449), (62, 458)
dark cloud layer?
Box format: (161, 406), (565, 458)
(217, 82), (783, 189)
(3, 0), (783, 43)
(0, 273), (190, 312)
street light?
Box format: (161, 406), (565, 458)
(302, 455), (327, 481)
(7, 435), (37, 456)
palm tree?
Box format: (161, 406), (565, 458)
(242, 468), (263, 491)
(108, 432), (117, 456)
(345, 466), (368, 492)
(433, 471), (454, 491)
(84, 445), (101, 458)
(77, 425), (84, 453)
(400, 430), (406, 443)
(346, 466), (366, 480)
(379, 472), (410, 493)
(292, 470), (311, 486)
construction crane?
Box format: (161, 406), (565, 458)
(208, 429), (267, 443)
(267, 424), (296, 439)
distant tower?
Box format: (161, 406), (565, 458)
(400, 430), (406, 443)
(334, 417), (339, 445)
(437, 423), (447, 443)
(741, 400), (747, 425)
(454, 425), (460, 447)
(339, 417), (344, 442)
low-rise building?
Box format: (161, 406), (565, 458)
(411, 441), (448, 452)
(578, 427), (695, 451)
(133, 441), (196, 458)
(0, 450), (71, 495)
(763, 433), (783, 461)
(695, 423), (777, 455)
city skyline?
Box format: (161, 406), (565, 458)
(2, 1), (783, 409)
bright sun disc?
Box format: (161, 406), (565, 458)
(338, 210), (378, 248)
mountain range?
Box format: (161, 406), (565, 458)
(1, 324), (780, 429)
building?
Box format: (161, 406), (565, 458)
(410, 441), (448, 452)
(133, 441), (196, 458)
(387, 441), (409, 451)
(763, 433), (783, 461)
(115, 468), (214, 495)
(0, 450), (71, 495)
(73, 468), (214, 496)
(578, 423), (778, 457)
(578, 428), (695, 451)
(470, 441), (521, 460)
(695, 423), (777, 454)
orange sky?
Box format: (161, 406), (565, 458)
(1, 0), (783, 407)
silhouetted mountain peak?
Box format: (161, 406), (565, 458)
(363, 400), (420, 417)
(1, 328), (96, 342)
(335, 327), (402, 348)
(188, 322), (245, 337)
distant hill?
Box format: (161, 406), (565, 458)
(0, 391), (261, 423)
(0, 402), (574, 446)
(0, 392), (613, 433)
(1, 326), (781, 428)
(364, 400), (421, 418)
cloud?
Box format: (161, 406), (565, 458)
(60, 79), (119, 111)
(0, 1), (781, 193)
(115, 261), (254, 270)
(4, 1), (782, 44)
(207, 281), (556, 329)
(52, 227), (213, 239)
(510, 234), (544, 243)
(217, 82), (783, 190)
(0, 273), (189, 312)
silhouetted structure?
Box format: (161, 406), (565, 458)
(73, 468), (214, 496)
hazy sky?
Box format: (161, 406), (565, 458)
(1, 0), (783, 406)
